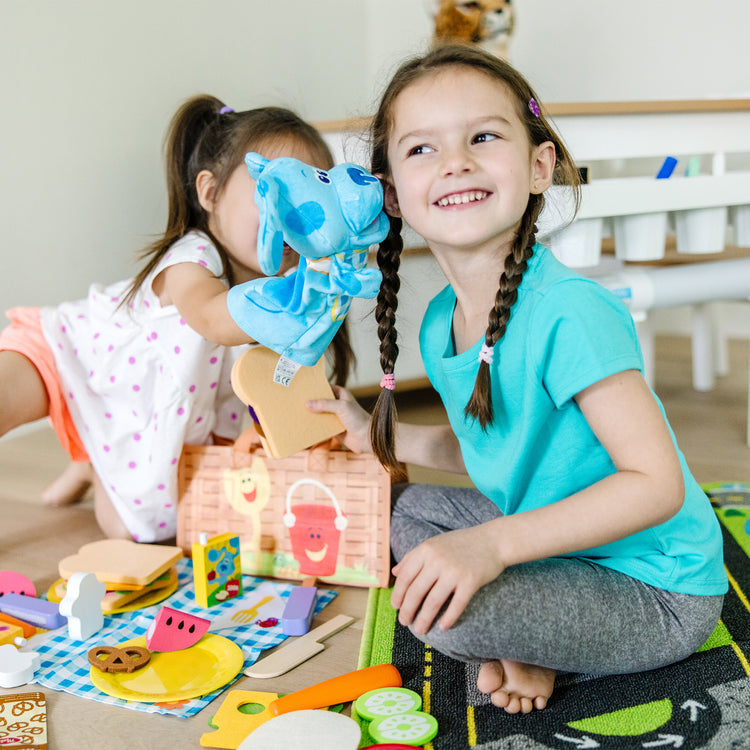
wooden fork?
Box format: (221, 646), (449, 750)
(230, 596), (274, 624)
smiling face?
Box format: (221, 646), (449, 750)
(384, 66), (554, 259)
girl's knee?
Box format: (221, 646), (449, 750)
(670, 593), (725, 661)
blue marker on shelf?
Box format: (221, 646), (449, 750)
(656, 156), (678, 179)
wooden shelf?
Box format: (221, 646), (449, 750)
(316, 100), (750, 132)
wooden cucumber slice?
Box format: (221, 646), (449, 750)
(369, 711), (438, 745)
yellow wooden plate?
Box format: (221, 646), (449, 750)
(89, 633), (244, 703)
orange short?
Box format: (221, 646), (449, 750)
(0, 307), (89, 462)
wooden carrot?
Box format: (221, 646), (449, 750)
(269, 664), (401, 716)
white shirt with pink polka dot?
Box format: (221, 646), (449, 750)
(41, 231), (246, 542)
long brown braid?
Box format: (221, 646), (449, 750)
(369, 214), (408, 482)
(368, 44), (580, 474)
(465, 192), (541, 427)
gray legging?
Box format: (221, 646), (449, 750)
(390, 483), (724, 675)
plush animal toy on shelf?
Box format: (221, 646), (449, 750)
(431, 0), (515, 60)
(226, 153), (389, 367)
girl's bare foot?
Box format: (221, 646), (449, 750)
(477, 659), (556, 714)
(41, 462), (92, 506)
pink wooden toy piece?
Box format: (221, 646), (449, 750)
(146, 605), (211, 652)
(0, 571), (36, 598)
(59, 571), (107, 641)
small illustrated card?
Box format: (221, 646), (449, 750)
(192, 533), (243, 608)
(209, 581), (284, 631)
(0, 691), (47, 749)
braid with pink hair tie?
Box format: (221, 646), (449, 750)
(380, 373), (396, 391)
(479, 343), (495, 365)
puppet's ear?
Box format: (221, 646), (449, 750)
(331, 164), (387, 231)
(256, 208), (285, 277)
(244, 152), (268, 180)
(247, 153), (283, 276)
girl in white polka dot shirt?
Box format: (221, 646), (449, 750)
(0, 95), (352, 542)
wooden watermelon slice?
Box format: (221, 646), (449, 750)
(146, 605), (210, 652)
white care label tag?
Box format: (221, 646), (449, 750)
(273, 355), (302, 387)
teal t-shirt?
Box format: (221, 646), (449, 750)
(419, 243), (727, 596)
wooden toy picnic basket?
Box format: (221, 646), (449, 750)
(177, 426), (393, 588)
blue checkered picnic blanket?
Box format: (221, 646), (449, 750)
(32, 559), (336, 717)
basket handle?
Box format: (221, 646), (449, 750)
(305, 437), (345, 472)
(232, 427), (344, 464)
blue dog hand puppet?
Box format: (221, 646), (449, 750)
(226, 153), (389, 366)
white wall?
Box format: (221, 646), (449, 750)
(362, 0), (750, 105)
(1, 1), (368, 309)
(508, 0), (750, 102)
(2, 0), (749, 325)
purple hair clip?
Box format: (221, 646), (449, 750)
(528, 98), (541, 118)
(219, 105), (235, 114)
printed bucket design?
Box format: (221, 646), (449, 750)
(283, 479), (348, 577)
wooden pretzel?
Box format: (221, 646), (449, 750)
(88, 645), (151, 673)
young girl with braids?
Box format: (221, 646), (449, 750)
(309, 45), (726, 713)
(0, 95), (352, 542)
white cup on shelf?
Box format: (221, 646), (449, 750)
(546, 218), (603, 268)
(674, 206), (728, 254)
(613, 212), (668, 261)
(730, 205), (750, 247)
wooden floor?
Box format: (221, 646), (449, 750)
(0, 335), (748, 748)
(648, 336), (750, 482)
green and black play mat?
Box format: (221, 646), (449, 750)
(357, 482), (750, 749)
